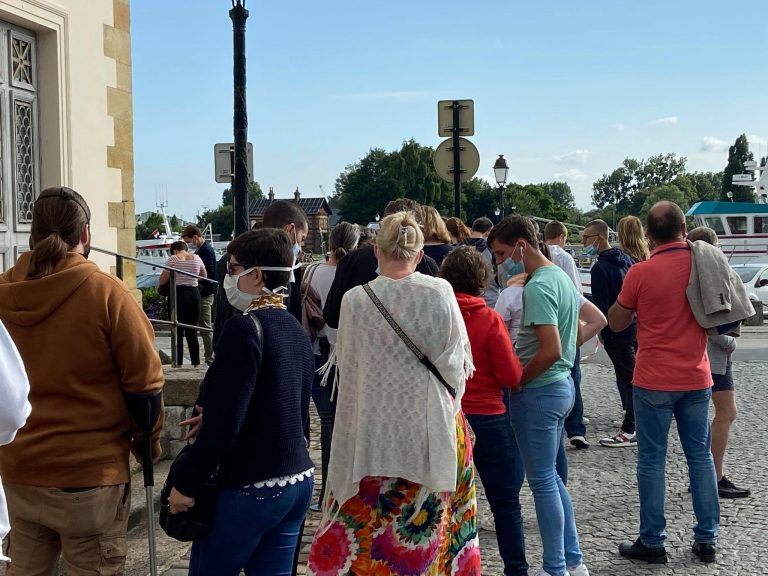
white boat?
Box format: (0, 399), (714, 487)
(686, 159), (768, 264)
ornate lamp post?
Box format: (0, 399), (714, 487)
(493, 154), (509, 219)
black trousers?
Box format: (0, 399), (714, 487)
(176, 285), (201, 366)
(602, 337), (636, 434)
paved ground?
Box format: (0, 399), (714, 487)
(123, 328), (768, 575)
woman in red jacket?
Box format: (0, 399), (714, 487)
(439, 246), (527, 576)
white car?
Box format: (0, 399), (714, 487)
(731, 263), (768, 307)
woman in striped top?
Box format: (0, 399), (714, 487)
(160, 241), (207, 366)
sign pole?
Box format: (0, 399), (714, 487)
(230, 1), (249, 238)
(452, 101), (461, 218)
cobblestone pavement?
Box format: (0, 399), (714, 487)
(153, 360), (767, 575)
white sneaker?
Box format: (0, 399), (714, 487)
(599, 431), (637, 447)
(567, 563), (590, 576)
(569, 435), (590, 449)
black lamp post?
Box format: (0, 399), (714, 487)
(493, 154), (509, 219)
(230, 0), (249, 238)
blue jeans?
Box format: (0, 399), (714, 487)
(633, 387), (719, 548)
(190, 478), (313, 576)
(466, 412), (528, 576)
(564, 349), (585, 438)
(508, 378), (582, 576)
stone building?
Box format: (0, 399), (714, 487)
(249, 187), (332, 255)
(0, 0), (137, 290)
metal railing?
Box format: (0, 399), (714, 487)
(92, 246), (218, 367)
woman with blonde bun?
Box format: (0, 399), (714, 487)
(308, 212), (480, 576)
(617, 216), (649, 263)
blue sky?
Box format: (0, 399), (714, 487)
(132, 0), (768, 220)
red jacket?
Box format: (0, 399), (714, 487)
(456, 293), (522, 415)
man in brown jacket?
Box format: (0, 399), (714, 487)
(0, 187), (164, 575)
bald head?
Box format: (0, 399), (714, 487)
(647, 201), (685, 246)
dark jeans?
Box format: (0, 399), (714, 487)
(466, 412), (528, 576)
(603, 337), (636, 433)
(176, 285), (201, 366)
(190, 479), (313, 576)
(564, 349), (584, 438)
(311, 353), (337, 503)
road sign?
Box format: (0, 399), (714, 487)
(214, 142), (253, 183)
(437, 99), (474, 137)
(433, 137), (480, 183)
(733, 174), (754, 182)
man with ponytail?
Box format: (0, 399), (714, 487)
(0, 186), (164, 575)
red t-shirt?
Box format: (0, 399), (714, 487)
(455, 293), (523, 415)
(616, 242), (712, 391)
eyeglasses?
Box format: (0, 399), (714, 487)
(581, 233), (599, 241)
(226, 260), (254, 276)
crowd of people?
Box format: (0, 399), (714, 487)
(0, 189), (755, 576)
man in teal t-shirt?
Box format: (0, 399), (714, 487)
(487, 215), (588, 576)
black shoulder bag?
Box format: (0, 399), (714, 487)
(362, 283), (456, 398)
(159, 311), (264, 541)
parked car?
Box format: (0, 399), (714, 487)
(731, 263), (768, 307)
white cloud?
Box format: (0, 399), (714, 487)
(553, 149), (590, 164)
(648, 116), (679, 126)
(554, 169), (588, 182)
(609, 123), (625, 131)
(336, 91), (430, 102)
(700, 136), (727, 152)
(747, 134), (768, 150)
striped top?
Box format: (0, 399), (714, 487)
(165, 254), (205, 287)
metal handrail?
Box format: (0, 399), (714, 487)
(92, 245), (218, 367)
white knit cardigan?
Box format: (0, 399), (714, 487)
(321, 273), (474, 517)
(0, 321), (31, 562)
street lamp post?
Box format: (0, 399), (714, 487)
(230, 0), (249, 238)
(494, 207), (500, 223)
(493, 154), (509, 219)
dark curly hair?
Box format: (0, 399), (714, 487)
(438, 245), (489, 296)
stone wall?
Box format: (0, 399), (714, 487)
(159, 366), (205, 458)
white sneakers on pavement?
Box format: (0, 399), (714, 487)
(531, 564), (589, 576)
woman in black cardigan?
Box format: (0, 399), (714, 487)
(168, 229), (315, 576)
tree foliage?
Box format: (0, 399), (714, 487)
(722, 134), (755, 203)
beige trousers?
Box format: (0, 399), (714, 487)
(200, 294), (214, 363)
(4, 482), (130, 576)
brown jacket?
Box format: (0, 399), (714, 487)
(0, 252), (164, 487)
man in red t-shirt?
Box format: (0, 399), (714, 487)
(608, 202), (719, 565)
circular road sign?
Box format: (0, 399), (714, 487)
(433, 137), (480, 184)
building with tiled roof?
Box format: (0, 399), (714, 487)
(249, 187), (332, 255)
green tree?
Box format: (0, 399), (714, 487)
(135, 212), (164, 240)
(591, 158), (640, 209)
(198, 205), (234, 241)
(722, 134), (755, 202)
(539, 181), (575, 210)
(641, 184), (689, 217)
(222, 181), (264, 207)
(689, 171), (723, 202)
(462, 178), (497, 222)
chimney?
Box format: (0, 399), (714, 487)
(294, 187), (301, 201)
(268, 187), (275, 201)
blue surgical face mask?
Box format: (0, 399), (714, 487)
(502, 257), (524, 276)
(501, 244), (525, 276)
(583, 242), (599, 256)
(293, 243), (300, 259)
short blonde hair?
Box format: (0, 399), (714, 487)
(376, 211), (424, 261)
(618, 215), (650, 262)
(422, 206), (451, 244)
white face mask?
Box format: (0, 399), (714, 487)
(223, 265), (293, 312)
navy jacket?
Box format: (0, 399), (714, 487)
(174, 309), (314, 495)
(196, 241), (217, 298)
(590, 247), (636, 341)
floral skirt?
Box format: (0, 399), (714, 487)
(307, 413), (480, 576)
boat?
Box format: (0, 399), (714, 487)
(686, 159), (768, 264)
(135, 204), (228, 277)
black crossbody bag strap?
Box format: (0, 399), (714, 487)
(362, 283), (456, 398)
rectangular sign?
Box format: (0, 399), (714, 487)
(437, 99), (475, 137)
(732, 174), (754, 182)
(214, 142), (253, 183)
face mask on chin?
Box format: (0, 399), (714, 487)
(583, 241), (599, 256)
(501, 244), (525, 276)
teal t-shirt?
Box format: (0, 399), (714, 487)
(515, 265), (580, 388)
